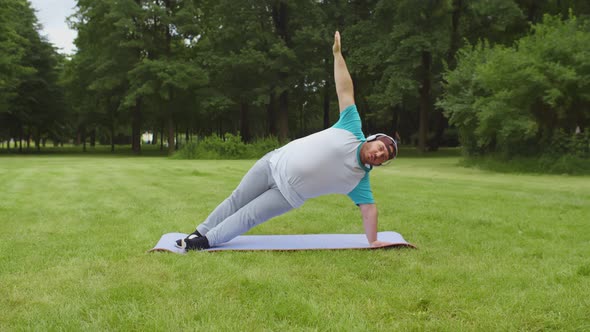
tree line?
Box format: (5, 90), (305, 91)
(1, 0), (589, 155)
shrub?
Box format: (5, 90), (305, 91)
(173, 133), (282, 160)
(546, 130), (590, 158)
(243, 136), (282, 158)
(440, 14), (590, 158)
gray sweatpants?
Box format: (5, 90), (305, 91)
(196, 152), (293, 246)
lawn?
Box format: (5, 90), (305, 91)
(1, 153), (589, 330)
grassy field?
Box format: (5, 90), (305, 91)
(1, 153), (589, 331)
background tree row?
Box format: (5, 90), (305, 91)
(0, 0), (65, 152)
(1, 0), (589, 155)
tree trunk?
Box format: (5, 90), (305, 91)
(240, 102), (251, 142)
(418, 51), (432, 152)
(175, 123), (179, 150)
(131, 99), (142, 154)
(167, 115), (174, 155)
(163, 0), (175, 154)
(323, 82), (331, 129)
(361, 97), (372, 133)
(278, 90), (288, 142)
(90, 128), (96, 147)
(447, 0), (463, 71)
(35, 127), (40, 152)
(166, 90), (175, 154)
(525, 2), (540, 23)
(81, 125), (87, 152)
(299, 101), (306, 137)
(273, 1), (290, 142)
(110, 122), (115, 153)
(391, 106), (400, 138)
(160, 123), (164, 151)
(267, 91), (277, 137)
(428, 0), (463, 151)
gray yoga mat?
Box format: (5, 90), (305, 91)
(149, 231), (415, 254)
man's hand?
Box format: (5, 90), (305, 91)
(333, 31), (341, 54)
(371, 240), (394, 248)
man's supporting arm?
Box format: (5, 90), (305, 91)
(359, 203), (394, 247)
(333, 31), (355, 113)
(360, 203), (378, 244)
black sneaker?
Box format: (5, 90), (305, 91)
(174, 229), (203, 249)
(189, 230), (203, 238)
(175, 234), (210, 251)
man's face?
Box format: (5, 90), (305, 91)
(361, 140), (390, 166)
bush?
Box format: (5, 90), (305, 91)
(440, 14), (590, 158)
(173, 133), (282, 160)
(243, 136), (282, 159)
(547, 154), (590, 174)
(547, 130), (589, 158)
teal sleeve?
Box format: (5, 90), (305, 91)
(332, 105), (365, 141)
(347, 172), (374, 205)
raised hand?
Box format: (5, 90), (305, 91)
(333, 31), (341, 54)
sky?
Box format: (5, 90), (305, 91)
(29, 0), (77, 54)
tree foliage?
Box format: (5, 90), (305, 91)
(0, 0), (64, 150)
(440, 14), (590, 157)
(2, 0), (590, 158)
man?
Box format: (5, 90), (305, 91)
(177, 31), (398, 251)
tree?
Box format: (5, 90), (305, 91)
(194, 0), (274, 142)
(69, 0), (140, 152)
(0, 0), (65, 151)
(345, 0), (525, 151)
(0, 0), (37, 148)
(440, 14), (590, 156)
(125, 0), (207, 154)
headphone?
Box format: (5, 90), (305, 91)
(365, 133), (398, 165)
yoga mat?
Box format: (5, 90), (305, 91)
(149, 231), (415, 254)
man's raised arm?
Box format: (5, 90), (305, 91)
(333, 31), (355, 113)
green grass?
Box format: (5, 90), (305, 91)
(1, 153), (589, 331)
(459, 154), (590, 175)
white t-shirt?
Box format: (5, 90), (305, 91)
(269, 105), (374, 208)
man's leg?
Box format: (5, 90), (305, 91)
(196, 152), (275, 235)
(204, 187), (293, 246)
